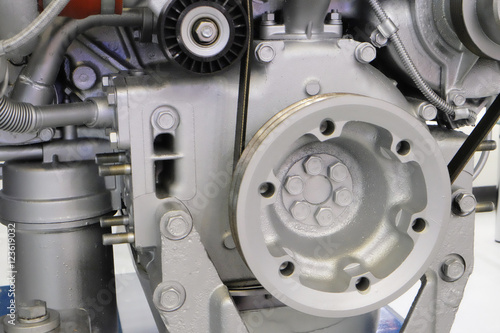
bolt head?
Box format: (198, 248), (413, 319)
(72, 66), (97, 91)
(355, 43), (377, 64)
(303, 156), (323, 175)
(17, 300), (47, 320)
(441, 257), (465, 282)
(328, 163), (349, 182)
(156, 110), (178, 131)
(160, 288), (182, 310)
(107, 90), (117, 105)
(290, 201), (310, 221)
(315, 207), (334, 227)
(261, 12), (276, 24)
(334, 187), (353, 207)
(451, 93), (466, 106)
(453, 192), (476, 216)
(167, 216), (190, 239)
(305, 80), (321, 96)
(255, 43), (276, 63)
(285, 176), (305, 195)
(194, 20), (218, 45)
(419, 103), (438, 121)
(327, 10), (342, 21)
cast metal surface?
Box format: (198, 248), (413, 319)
(0, 0), (496, 332)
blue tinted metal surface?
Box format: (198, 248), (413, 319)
(377, 306), (404, 333)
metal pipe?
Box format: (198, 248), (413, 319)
(0, 145), (43, 162)
(474, 133), (494, 179)
(11, 9), (147, 104)
(0, 0), (71, 56)
(368, 0), (460, 119)
(0, 97), (99, 133)
(282, 0), (331, 35)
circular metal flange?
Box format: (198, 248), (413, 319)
(230, 94), (451, 318)
(159, 0), (248, 74)
(450, 0), (500, 60)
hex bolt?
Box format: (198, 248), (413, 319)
(193, 19), (219, 45)
(315, 207), (334, 227)
(355, 43), (377, 64)
(166, 216), (191, 240)
(328, 163), (349, 182)
(255, 43), (276, 63)
(453, 192), (477, 216)
(450, 91), (466, 106)
(418, 103), (438, 121)
(290, 201), (310, 221)
(261, 12), (276, 26)
(17, 300), (48, 323)
(285, 176), (305, 195)
(95, 152), (127, 165)
(107, 89), (117, 105)
(156, 110), (179, 131)
(370, 30), (388, 48)
(154, 282), (186, 312)
(334, 187), (353, 207)
(303, 156), (323, 175)
(441, 256), (465, 282)
(326, 10), (342, 25)
(72, 65), (97, 91)
(38, 128), (55, 142)
(305, 80), (321, 96)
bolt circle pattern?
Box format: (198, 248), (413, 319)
(230, 94), (451, 318)
(159, 0), (248, 74)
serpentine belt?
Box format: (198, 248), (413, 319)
(233, 0), (253, 167)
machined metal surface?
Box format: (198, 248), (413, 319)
(231, 93), (451, 318)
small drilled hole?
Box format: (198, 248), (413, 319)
(355, 277), (370, 292)
(396, 140), (411, 156)
(259, 182), (275, 198)
(320, 119), (335, 136)
(412, 218), (426, 233)
(279, 261), (295, 277)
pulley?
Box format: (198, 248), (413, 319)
(159, 0), (248, 74)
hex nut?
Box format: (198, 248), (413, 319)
(453, 192), (476, 216)
(167, 216), (191, 239)
(17, 300), (47, 321)
(370, 30), (388, 48)
(441, 256), (465, 282)
(261, 12), (276, 25)
(315, 207), (334, 227)
(107, 89), (117, 105)
(303, 156), (323, 175)
(334, 187), (353, 207)
(255, 43), (275, 63)
(285, 176), (305, 195)
(194, 20), (219, 45)
(328, 163), (349, 182)
(355, 43), (377, 64)
(290, 201), (310, 221)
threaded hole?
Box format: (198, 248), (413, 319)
(412, 218), (426, 233)
(279, 261), (295, 277)
(320, 119), (335, 136)
(396, 140), (411, 156)
(259, 182), (275, 198)
(355, 277), (370, 292)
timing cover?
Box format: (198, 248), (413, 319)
(231, 93), (451, 317)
